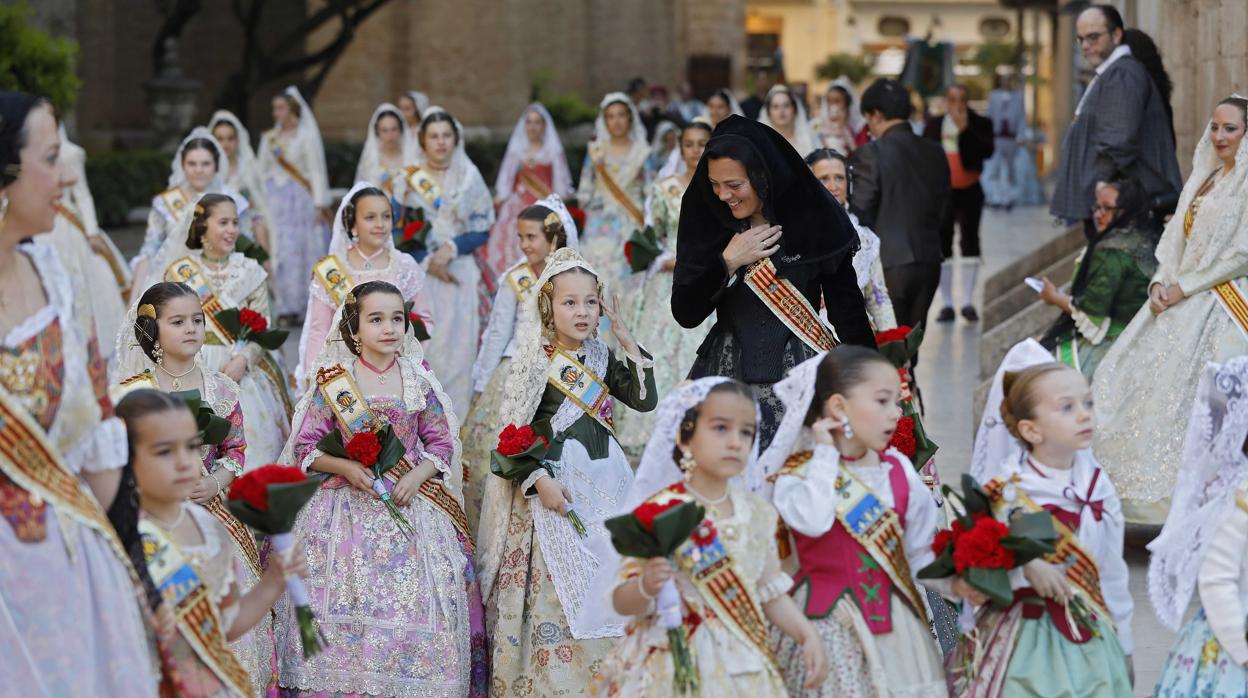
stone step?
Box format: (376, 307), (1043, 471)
(981, 224), (1085, 332)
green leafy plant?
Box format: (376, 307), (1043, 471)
(85, 150), (169, 227)
(530, 67), (598, 129)
(814, 53), (870, 84)
(0, 1), (81, 111)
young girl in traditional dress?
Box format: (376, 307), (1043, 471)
(597, 378), (828, 696)
(402, 107), (495, 417)
(480, 104), (572, 304)
(112, 280), (276, 694)
(297, 182), (434, 387)
(760, 346), (949, 697)
(276, 280), (488, 697)
(576, 93), (649, 291)
(117, 192), (292, 465)
(1153, 356), (1248, 696)
(476, 248), (657, 694)
(117, 388), (307, 698)
(463, 195), (577, 535)
(258, 86), (330, 321)
(210, 110), (275, 264)
(957, 359), (1133, 696)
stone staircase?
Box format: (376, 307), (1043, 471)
(973, 223), (1085, 424)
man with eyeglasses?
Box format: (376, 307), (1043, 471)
(1051, 4), (1182, 233)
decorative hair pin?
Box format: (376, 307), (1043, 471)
(544, 212), (561, 228)
(346, 292), (357, 305)
(194, 204), (204, 216)
(137, 303), (157, 319)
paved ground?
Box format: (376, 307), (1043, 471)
(918, 204), (1174, 696)
(111, 204), (1174, 694)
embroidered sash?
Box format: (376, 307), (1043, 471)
(272, 147), (313, 196)
(55, 203), (130, 293)
(313, 255), (353, 306)
(658, 176), (684, 212)
(653, 486), (773, 661)
(139, 517), (251, 696)
(505, 263), (538, 301)
(0, 384), (140, 585)
(545, 348), (614, 432)
(314, 364), (472, 548)
(159, 188), (191, 221)
(590, 144), (644, 226)
(985, 477), (1109, 619)
(831, 467), (928, 623)
(743, 258), (839, 353)
(405, 165), (444, 210)
(168, 256), (295, 418)
(517, 166), (553, 199)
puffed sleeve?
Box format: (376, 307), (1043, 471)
(414, 388), (456, 481)
(66, 329), (128, 474)
(894, 453), (952, 596)
(1198, 496), (1248, 666)
(772, 444), (841, 537)
(291, 390), (335, 472)
(1094, 476), (1134, 655)
(753, 497), (795, 604)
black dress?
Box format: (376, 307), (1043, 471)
(672, 115), (875, 447)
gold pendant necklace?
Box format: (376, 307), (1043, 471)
(159, 362), (197, 391)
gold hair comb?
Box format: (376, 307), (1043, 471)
(137, 304), (157, 319)
(346, 292), (357, 305)
(544, 211), (561, 228)
(194, 204), (204, 216)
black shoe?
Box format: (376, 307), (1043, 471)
(936, 306), (955, 322)
(961, 305), (979, 322)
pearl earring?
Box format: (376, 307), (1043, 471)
(680, 449), (697, 481)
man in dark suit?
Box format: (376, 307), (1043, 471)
(924, 84), (995, 323)
(850, 79), (951, 352)
(1051, 4), (1182, 225)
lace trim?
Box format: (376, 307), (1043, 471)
(216, 456), (244, 477)
(298, 448), (324, 473)
(1071, 309), (1111, 345)
(621, 344), (654, 403)
(757, 571), (795, 605)
(521, 468), (549, 497)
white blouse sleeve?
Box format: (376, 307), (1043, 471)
(772, 444), (841, 537)
(1095, 480), (1134, 655)
(1198, 499), (1248, 665)
(895, 454), (952, 595)
(472, 281), (518, 392)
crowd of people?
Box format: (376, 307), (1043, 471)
(3, 3), (1248, 696)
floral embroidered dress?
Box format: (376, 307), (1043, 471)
(0, 241), (158, 696)
(276, 356), (488, 697)
(616, 175), (712, 457)
(597, 486), (791, 697)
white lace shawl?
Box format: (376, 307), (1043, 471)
(167, 126), (228, 192)
(757, 85), (820, 157)
(1153, 98), (1248, 286)
(1148, 357), (1248, 629)
(494, 103), (572, 198)
(816, 77), (867, 141)
(846, 210), (881, 290)
(969, 339), (1056, 483)
(755, 351), (826, 499)
(277, 300), (464, 505)
(15, 241), (127, 473)
(354, 103), (418, 187)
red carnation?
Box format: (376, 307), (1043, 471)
(888, 417), (917, 458)
(623, 241), (634, 265)
(634, 499), (683, 532)
(952, 517), (1015, 573)
(227, 464), (307, 512)
(496, 424), (546, 456)
(345, 431), (382, 467)
(691, 519), (717, 547)
(931, 528), (958, 557)
(239, 308), (268, 333)
(874, 325), (912, 345)
(403, 220), (425, 242)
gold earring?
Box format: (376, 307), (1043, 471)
(680, 448), (697, 481)
(0, 193), (8, 227)
(152, 341), (164, 365)
(352, 336), (362, 354)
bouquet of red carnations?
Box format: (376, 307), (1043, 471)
(394, 207), (430, 254)
(604, 485), (708, 695)
(624, 225), (662, 274)
(404, 300), (431, 342)
(489, 420), (589, 536)
(215, 307), (289, 352)
(316, 424), (416, 538)
(874, 325), (939, 470)
(227, 464), (325, 658)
